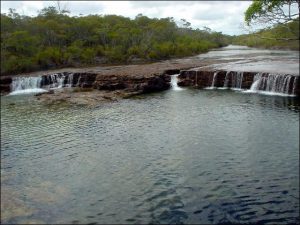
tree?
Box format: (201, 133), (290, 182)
(245, 0), (300, 40)
(0, 7), (230, 75)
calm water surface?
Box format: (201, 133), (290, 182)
(1, 87), (299, 224)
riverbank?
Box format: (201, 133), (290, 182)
(0, 55), (226, 106)
(1, 45), (299, 106)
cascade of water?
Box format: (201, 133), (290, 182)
(76, 75), (82, 87)
(245, 73), (296, 96)
(264, 74), (293, 94)
(249, 73), (263, 91)
(238, 72), (244, 89)
(285, 75), (293, 94)
(57, 74), (65, 88)
(171, 74), (183, 91)
(9, 77), (47, 95)
(292, 76), (298, 95)
(282, 75), (291, 94)
(231, 71), (243, 90)
(223, 71), (231, 88)
(48, 73), (65, 88)
(49, 74), (56, 88)
(210, 71), (219, 88)
(11, 77), (42, 91)
(66, 73), (74, 87)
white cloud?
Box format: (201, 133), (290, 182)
(68, 1), (104, 15)
(0, 1), (254, 35)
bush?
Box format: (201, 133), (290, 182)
(35, 47), (62, 68)
(80, 48), (97, 64)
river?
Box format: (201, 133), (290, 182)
(195, 45), (299, 75)
(1, 46), (299, 224)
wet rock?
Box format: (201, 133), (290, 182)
(164, 69), (180, 75)
(178, 69), (300, 95)
(141, 75), (170, 93)
(36, 89), (122, 107)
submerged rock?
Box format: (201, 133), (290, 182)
(36, 88), (123, 107)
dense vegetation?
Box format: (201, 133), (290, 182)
(234, 0), (299, 50)
(1, 7), (230, 75)
(231, 19), (299, 50)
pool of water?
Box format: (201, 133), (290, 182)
(1, 88), (299, 224)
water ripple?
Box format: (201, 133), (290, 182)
(1, 91), (299, 224)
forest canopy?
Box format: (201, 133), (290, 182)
(1, 7), (230, 75)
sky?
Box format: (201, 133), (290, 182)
(0, 1), (254, 35)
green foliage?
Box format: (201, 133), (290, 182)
(232, 19), (299, 50)
(1, 8), (230, 75)
(245, 0), (299, 26)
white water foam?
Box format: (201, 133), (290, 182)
(242, 89), (296, 97)
(223, 71), (231, 88)
(9, 77), (48, 95)
(171, 74), (183, 91)
(66, 73), (74, 87)
(205, 71), (219, 90)
(231, 71), (243, 90)
(242, 73), (297, 97)
(8, 73), (76, 95)
(9, 88), (48, 96)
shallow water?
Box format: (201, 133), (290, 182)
(1, 88), (299, 224)
(197, 45), (299, 75)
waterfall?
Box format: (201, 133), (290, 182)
(246, 73), (296, 96)
(223, 71), (231, 88)
(210, 71), (218, 88)
(249, 73), (263, 91)
(9, 77), (47, 95)
(66, 73), (74, 87)
(231, 71), (243, 90)
(205, 71), (219, 89)
(58, 75), (65, 88)
(76, 75), (82, 87)
(8, 73), (75, 95)
(264, 74), (293, 94)
(171, 74), (183, 91)
(49, 73), (65, 88)
(292, 76), (298, 96)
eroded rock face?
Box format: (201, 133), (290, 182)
(40, 72), (98, 88)
(1, 67), (174, 95)
(94, 73), (170, 93)
(2, 59), (299, 97)
(178, 69), (300, 95)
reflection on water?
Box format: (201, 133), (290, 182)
(1, 90), (299, 224)
(197, 45), (299, 75)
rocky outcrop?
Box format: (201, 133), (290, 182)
(1, 59), (194, 95)
(2, 58), (299, 97)
(1, 70), (173, 96)
(40, 72), (98, 88)
(178, 69), (300, 96)
(178, 70), (260, 89)
(94, 73), (170, 93)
